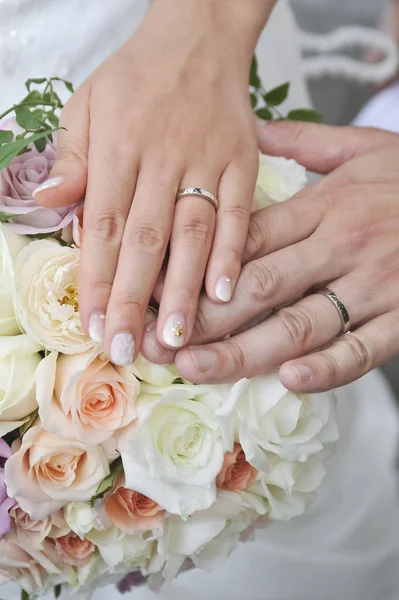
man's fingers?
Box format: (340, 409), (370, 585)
(279, 311), (399, 393)
(255, 120), (394, 175)
(33, 89), (89, 208)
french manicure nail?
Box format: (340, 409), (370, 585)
(110, 333), (135, 366)
(162, 314), (186, 348)
(88, 312), (106, 343)
(215, 276), (233, 303)
(189, 349), (218, 374)
(32, 176), (64, 197)
(292, 365), (313, 383)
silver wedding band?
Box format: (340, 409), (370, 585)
(317, 287), (351, 335)
(176, 188), (219, 212)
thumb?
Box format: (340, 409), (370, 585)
(33, 91), (89, 208)
(255, 119), (394, 174)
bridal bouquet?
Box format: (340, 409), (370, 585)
(0, 79), (336, 600)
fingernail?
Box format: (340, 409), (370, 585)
(110, 333), (135, 366)
(88, 312), (106, 343)
(189, 348), (218, 374)
(32, 176), (64, 197)
(292, 365), (313, 383)
(215, 276), (233, 303)
(162, 314), (186, 348)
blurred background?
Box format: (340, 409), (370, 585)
(291, 0), (399, 396)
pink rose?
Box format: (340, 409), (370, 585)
(216, 443), (257, 492)
(0, 142), (76, 235)
(53, 531), (95, 567)
(4, 427), (110, 520)
(36, 350), (139, 445)
(10, 505), (69, 549)
(0, 439), (15, 539)
(105, 474), (164, 534)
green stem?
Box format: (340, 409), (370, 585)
(0, 101), (55, 122)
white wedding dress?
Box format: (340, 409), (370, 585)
(1, 1), (399, 599)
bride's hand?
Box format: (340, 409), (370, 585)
(143, 122), (399, 391)
(32, 0), (274, 365)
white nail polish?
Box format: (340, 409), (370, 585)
(88, 312), (106, 343)
(110, 333), (135, 366)
(215, 276), (233, 303)
(32, 176), (64, 197)
(162, 314), (186, 348)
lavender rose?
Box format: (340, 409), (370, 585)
(0, 139), (76, 235)
(0, 439), (15, 539)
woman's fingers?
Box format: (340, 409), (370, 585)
(103, 170), (176, 365)
(157, 182), (217, 349)
(174, 278), (366, 384)
(205, 159), (256, 303)
(255, 119), (394, 175)
(33, 89), (89, 208)
(280, 311), (399, 393)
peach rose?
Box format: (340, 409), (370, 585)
(10, 505), (69, 549)
(54, 531), (95, 567)
(216, 444), (257, 492)
(105, 475), (164, 535)
(4, 427), (110, 520)
(36, 349), (139, 445)
(0, 532), (70, 595)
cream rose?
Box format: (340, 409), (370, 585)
(122, 384), (227, 517)
(132, 354), (180, 388)
(64, 502), (104, 540)
(36, 349), (139, 445)
(0, 334), (42, 436)
(5, 427), (110, 520)
(86, 527), (155, 572)
(14, 239), (94, 353)
(253, 153), (307, 210)
(0, 225), (28, 335)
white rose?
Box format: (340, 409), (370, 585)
(122, 384), (226, 517)
(64, 502), (104, 540)
(14, 239), (94, 354)
(243, 455), (327, 521)
(253, 153), (307, 210)
(86, 527), (154, 572)
(132, 354), (180, 387)
(0, 225), (28, 335)
(159, 493), (253, 580)
(0, 334), (42, 436)
(218, 373), (338, 469)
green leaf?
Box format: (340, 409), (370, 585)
(54, 584), (62, 599)
(286, 109), (322, 123)
(90, 459), (123, 506)
(0, 130), (14, 145)
(250, 93), (258, 109)
(64, 81), (74, 94)
(15, 106), (41, 130)
(0, 128), (59, 170)
(47, 112), (59, 127)
(0, 212), (14, 223)
(22, 90), (43, 105)
(250, 56), (260, 89)
(21, 590), (30, 600)
(19, 409), (38, 436)
(25, 77), (47, 91)
(264, 82), (290, 107)
(256, 107), (273, 121)
(34, 136), (47, 152)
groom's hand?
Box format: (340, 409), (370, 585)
(143, 121), (399, 392)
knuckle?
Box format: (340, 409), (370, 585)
(220, 203), (249, 224)
(126, 224), (167, 255)
(342, 334), (373, 373)
(242, 262), (279, 304)
(277, 306), (314, 350)
(115, 290), (145, 313)
(319, 352), (341, 381)
(245, 212), (272, 259)
(225, 339), (246, 373)
(177, 216), (212, 244)
(89, 208), (125, 243)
